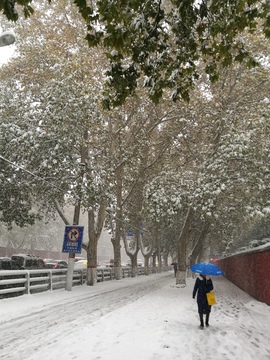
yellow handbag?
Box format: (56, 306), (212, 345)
(206, 292), (216, 305)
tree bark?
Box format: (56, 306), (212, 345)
(113, 207), (123, 280)
(139, 233), (153, 276)
(112, 164), (124, 280)
(176, 206), (195, 285)
(86, 204), (107, 286)
(189, 221), (210, 266)
(143, 254), (151, 275)
(152, 251), (157, 273)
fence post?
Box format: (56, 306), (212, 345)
(26, 271), (30, 295)
(49, 270), (53, 290)
(110, 269), (113, 280)
(80, 270), (84, 285)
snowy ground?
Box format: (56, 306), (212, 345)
(0, 271), (270, 360)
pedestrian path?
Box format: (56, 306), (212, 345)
(192, 275), (270, 359)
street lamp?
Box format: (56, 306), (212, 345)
(0, 30), (15, 47)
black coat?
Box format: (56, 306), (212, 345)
(193, 277), (214, 314)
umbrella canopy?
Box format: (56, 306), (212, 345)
(190, 262), (224, 276)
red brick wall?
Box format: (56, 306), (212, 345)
(217, 247), (270, 306)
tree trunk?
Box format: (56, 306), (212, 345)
(143, 254), (151, 275)
(113, 217), (122, 280)
(157, 236), (162, 273)
(139, 229), (153, 276)
(152, 251), (157, 273)
(85, 204), (107, 286)
(86, 236), (98, 286)
(122, 226), (139, 278)
(189, 221), (210, 267)
(130, 255), (138, 277)
(112, 165), (124, 280)
(163, 253), (168, 268)
(176, 206), (195, 285)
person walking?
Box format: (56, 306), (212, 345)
(192, 274), (213, 329)
(173, 263), (177, 277)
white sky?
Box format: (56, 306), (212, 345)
(0, 25), (16, 66)
(0, 45), (15, 65)
(0, 272), (270, 360)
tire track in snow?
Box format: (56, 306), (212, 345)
(0, 273), (171, 360)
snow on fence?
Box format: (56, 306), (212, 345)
(0, 266), (147, 299)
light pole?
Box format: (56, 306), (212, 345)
(0, 30), (15, 47)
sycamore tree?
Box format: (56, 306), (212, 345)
(104, 87), (205, 279)
(229, 215), (270, 252)
(0, 155), (41, 228)
(194, 34), (270, 222)
(1, 0), (190, 282)
(0, 0), (112, 286)
(2, 1), (270, 107)
(0, 81), (42, 228)
(0, 66), (110, 285)
(142, 32), (270, 284)
(1, 0), (186, 283)
(105, 93), (185, 278)
(192, 33), (270, 254)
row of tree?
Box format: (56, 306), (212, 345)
(1, 1), (270, 285)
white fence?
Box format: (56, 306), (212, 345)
(0, 266), (149, 299)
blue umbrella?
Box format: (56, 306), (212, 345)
(190, 262), (224, 276)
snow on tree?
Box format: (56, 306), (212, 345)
(0, 0), (111, 286)
(2, 1), (270, 106)
(142, 35), (270, 283)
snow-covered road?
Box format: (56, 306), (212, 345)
(0, 272), (270, 360)
(0, 273), (171, 359)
